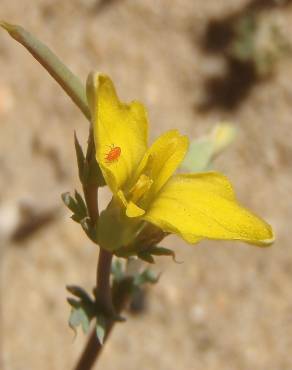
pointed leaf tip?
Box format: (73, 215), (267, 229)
(74, 132), (85, 183)
(96, 315), (107, 345)
(0, 21), (13, 32)
(1, 22), (90, 120)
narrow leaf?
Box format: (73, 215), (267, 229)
(80, 218), (97, 243)
(85, 157), (106, 187)
(62, 191), (87, 223)
(66, 285), (93, 304)
(74, 132), (85, 183)
(69, 306), (90, 335)
(61, 192), (79, 214)
(74, 191), (87, 217)
(111, 259), (124, 282)
(181, 123), (237, 172)
(0, 21), (90, 120)
(137, 252), (155, 264)
(134, 269), (159, 286)
(146, 246), (181, 263)
(96, 315), (107, 345)
(181, 138), (213, 172)
(147, 246), (175, 257)
(67, 297), (80, 308)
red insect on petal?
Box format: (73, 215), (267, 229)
(105, 146), (121, 163)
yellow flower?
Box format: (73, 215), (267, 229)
(86, 73), (274, 251)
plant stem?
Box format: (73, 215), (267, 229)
(96, 248), (113, 312)
(74, 327), (102, 370)
(74, 248), (113, 370)
(0, 22), (90, 121)
(73, 259), (132, 370)
(74, 128), (114, 370)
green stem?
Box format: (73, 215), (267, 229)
(74, 128), (115, 370)
(96, 249), (113, 312)
(0, 21), (90, 120)
(74, 249), (113, 370)
(73, 251), (132, 370)
(82, 128), (101, 227)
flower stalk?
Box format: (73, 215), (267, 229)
(74, 249), (112, 370)
(74, 129), (113, 370)
(0, 21), (90, 121)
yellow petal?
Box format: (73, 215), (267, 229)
(126, 201), (145, 218)
(130, 130), (189, 201)
(143, 173), (274, 246)
(87, 72), (148, 193)
(117, 189), (145, 218)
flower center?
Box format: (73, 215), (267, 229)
(128, 174), (153, 204)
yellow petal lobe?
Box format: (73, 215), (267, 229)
(87, 72), (148, 193)
(131, 130), (189, 201)
(143, 173), (274, 246)
(126, 202), (145, 218)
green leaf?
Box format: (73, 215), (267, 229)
(66, 285), (94, 305)
(137, 252), (155, 264)
(67, 287), (96, 336)
(74, 191), (87, 217)
(0, 21), (90, 120)
(134, 268), (159, 287)
(114, 248), (135, 259)
(69, 304), (91, 335)
(181, 123), (237, 172)
(83, 156), (106, 188)
(67, 297), (80, 308)
(74, 132), (85, 183)
(80, 218), (97, 243)
(111, 259), (124, 282)
(182, 138), (213, 173)
(62, 191), (97, 244)
(95, 315), (107, 345)
(61, 191), (88, 223)
(212, 124), (237, 156)
(137, 246), (177, 263)
(61, 192), (80, 215)
(146, 246), (176, 258)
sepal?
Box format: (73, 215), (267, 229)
(74, 132), (105, 187)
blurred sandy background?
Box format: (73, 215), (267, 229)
(0, 1), (291, 369)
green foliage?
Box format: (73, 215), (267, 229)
(111, 258), (159, 288)
(68, 300), (92, 335)
(133, 268), (159, 287)
(111, 259), (124, 282)
(74, 132), (105, 187)
(0, 22), (105, 189)
(0, 21), (90, 120)
(67, 263), (158, 343)
(67, 285), (93, 304)
(67, 286), (96, 336)
(137, 246), (177, 264)
(61, 191), (87, 223)
(61, 191), (97, 243)
(181, 123), (237, 173)
(74, 132), (86, 184)
(115, 243), (177, 264)
(95, 315), (107, 345)
(67, 285), (109, 344)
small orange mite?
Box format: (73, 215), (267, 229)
(105, 145), (121, 163)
